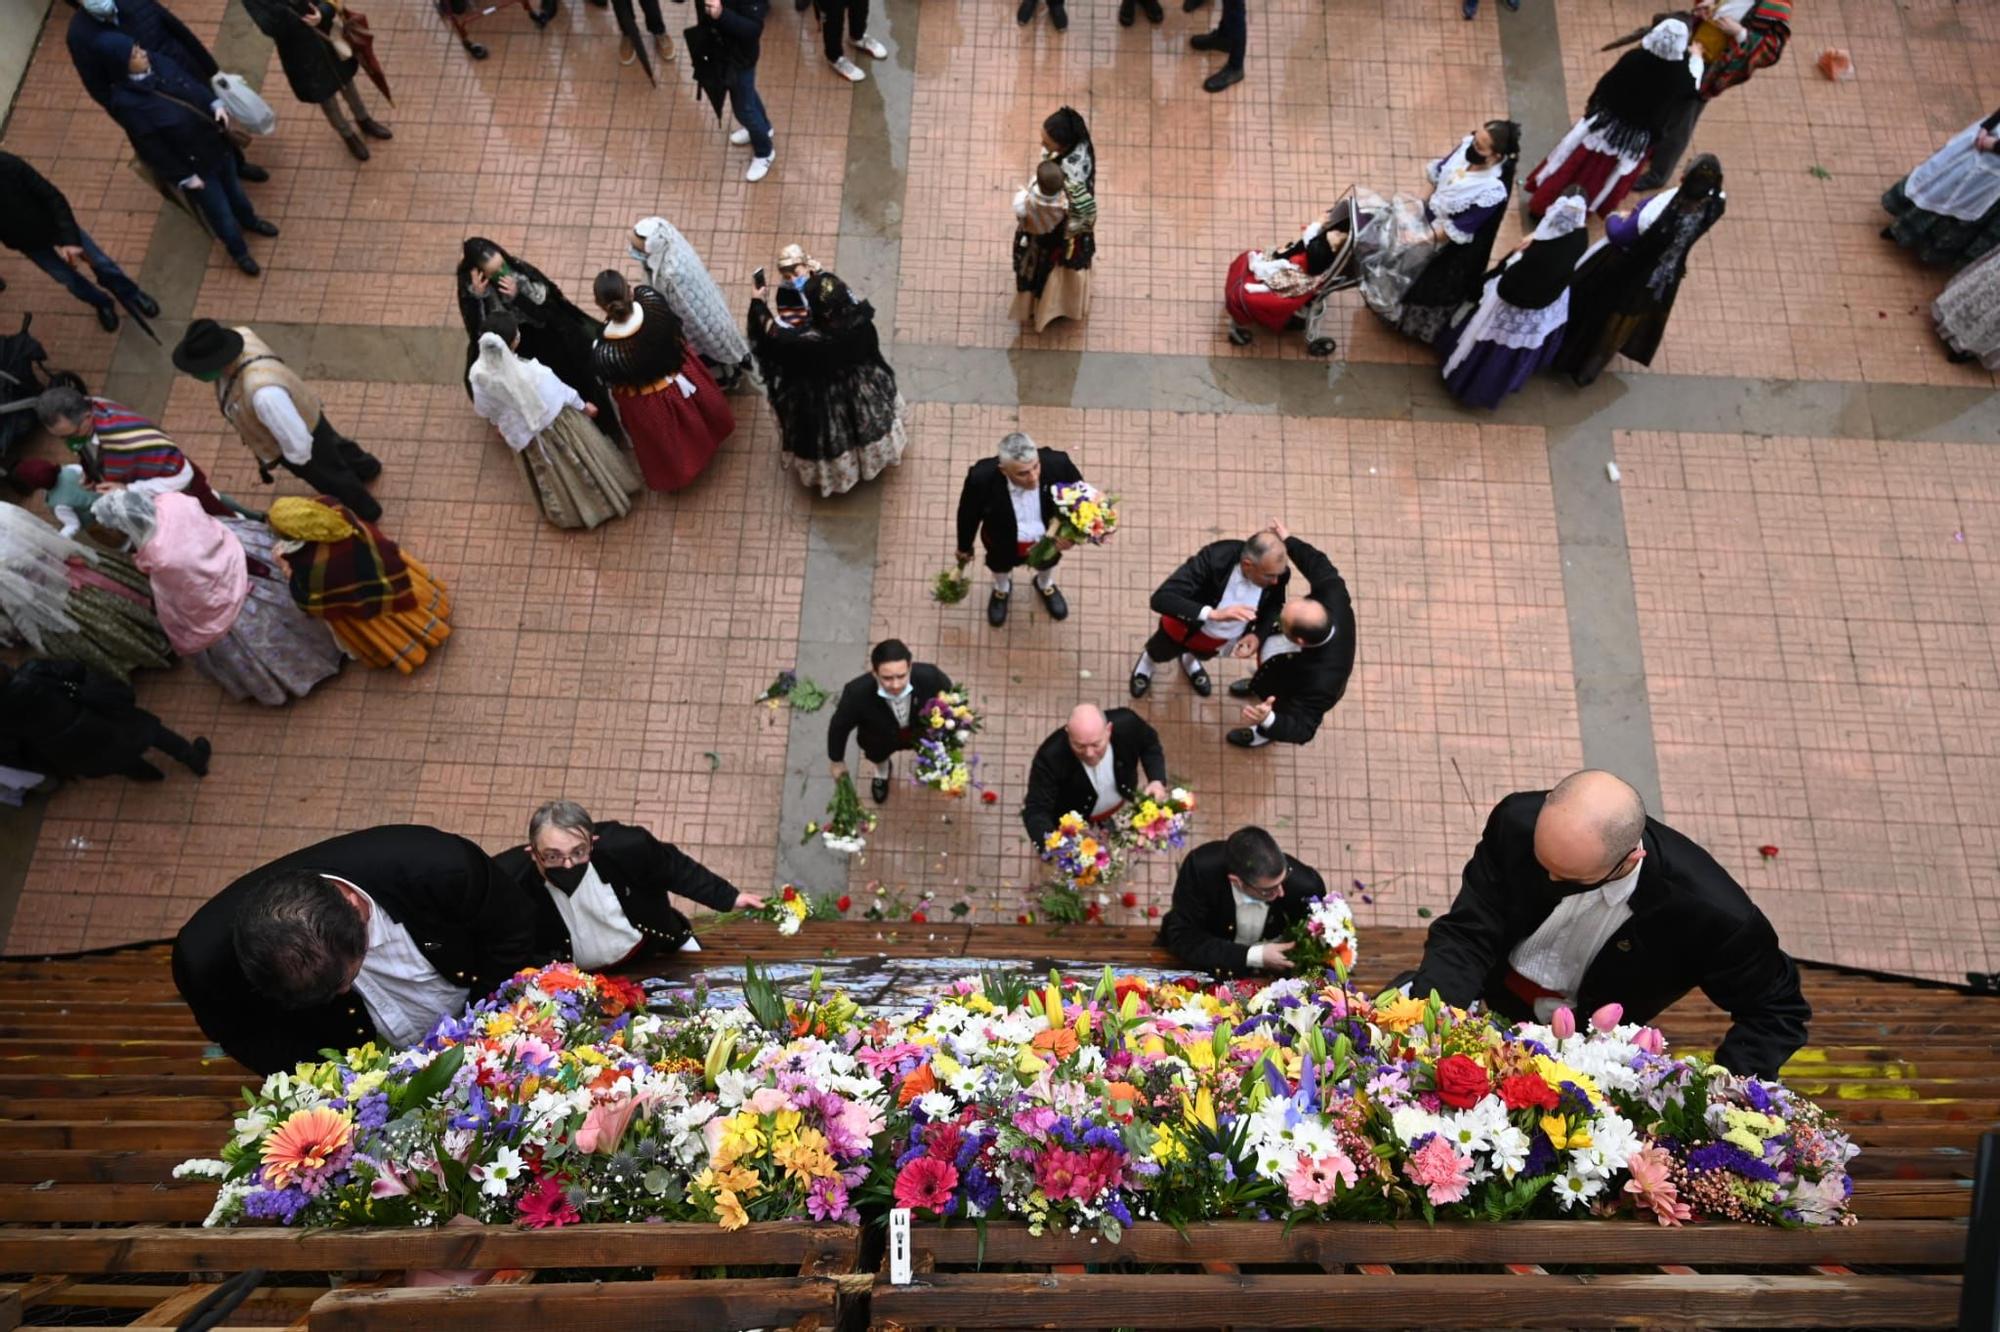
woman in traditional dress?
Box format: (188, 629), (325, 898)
(90, 489), (344, 706)
(1013, 106), (1096, 332)
(470, 317), (642, 527)
(749, 270), (907, 497)
(590, 270), (733, 494)
(266, 496), (450, 675)
(1384, 121), (1521, 345)
(630, 216), (757, 390)
(1932, 245), (2000, 369)
(1524, 20), (1699, 219)
(1438, 194), (1590, 409)
(1881, 108), (2000, 269)
(1555, 154), (1727, 387)
(456, 238), (618, 436)
(0, 503), (172, 683)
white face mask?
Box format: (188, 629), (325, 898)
(82, 0), (119, 19)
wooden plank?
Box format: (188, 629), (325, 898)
(0, 1096), (243, 1120)
(0, 1287), (17, 1332)
(1852, 1179), (1975, 1218)
(0, 1122), (232, 1151)
(307, 1278), (837, 1332)
(41, 1283), (319, 1312)
(0, 1182), (215, 1223)
(0, 1073), (253, 1096)
(905, 1220), (1969, 1268)
(0, 1149), (203, 1184)
(0, 1223), (860, 1273)
(866, 1272), (1964, 1328)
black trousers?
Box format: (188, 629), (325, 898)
(817, 0), (867, 60)
(120, 716), (200, 780)
(274, 415), (382, 522)
(1215, 0), (1246, 67)
(1143, 627), (1223, 664)
(982, 542), (1061, 575)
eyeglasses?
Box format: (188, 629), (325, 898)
(1555, 846), (1640, 891)
(533, 844), (592, 869)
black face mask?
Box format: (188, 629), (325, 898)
(1465, 141), (1489, 166)
(543, 862), (590, 894)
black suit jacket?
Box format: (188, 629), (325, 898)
(1409, 792), (1810, 1078)
(1246, 536), (1357, 745)
(1150, 539), (1290, 639)
(825, 664), (955, 763)
(1021, 708), (1167, 846)
(172, 825), (538, 1075)
(1157, 841), (1327, 977)
(954, 448), (1084, 569)
(493, 821), (740, 964)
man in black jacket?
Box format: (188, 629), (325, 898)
(1132, 529), (1289, 699)
(494, 801), (765, 969)
(954, 432), (1084, 628)
(0, 151), (159, 332)
(1158, 826), (1325, 976)
(1226, 530), (1355, 749)
(1408, 771), (1811, 1079)
(826, 639), (954, 803)
(700, 0), (776, 182)
(1021, 704), (1168, 847)
(172, 825), (539, 1073)
(0, 658), (207, 783)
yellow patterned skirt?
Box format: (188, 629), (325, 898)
(327, 556), (452, 674)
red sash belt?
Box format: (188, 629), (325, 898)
(1088, 799), (1125, 825)
(1016, 540), (1034, 557)
(898, 726), (913, 743)
(1502, 966), (1565, 1007)
(1158, 615), (1228, 657)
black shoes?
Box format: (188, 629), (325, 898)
(186, 738), (212, 777)
(238, 161), (271, 182)
(235, 253), (262, 276)
(1016, 0), (1037, 21)
(1129, 669), (1151, 699)
(342, 132), (370, 161)
(1037, 583), (1069, 621)
(1139, 0), (1163, 19)
(134, 292), (160, 318)
(245, 218), (281, 237)
(96, 305), (119, 332)
(1117, 0), (1134, 24)
(1203, 64), (1243, 92)
(1048, 0), (1067, 27)
(1189, 29), (1222, 48)
(988, 589), (1009, 627)
(358, 119), (394, 141)
(1225, 728), (1259, 748)
(871, 773), (889, 803)
(1186, 665), (1213, 697)
(1228, 677), (1255, 698)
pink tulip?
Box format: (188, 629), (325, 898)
(1633, 1027), (1665, 1055)
(1550, 1007), (1576, 1040)
(1590, 1003), (1624, 1033)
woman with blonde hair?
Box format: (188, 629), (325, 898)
(266, 497), (450, 674)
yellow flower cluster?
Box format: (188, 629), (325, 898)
(699, 1107), (842, 1231)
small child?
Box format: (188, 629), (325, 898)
(1014, 159), (1070, 238)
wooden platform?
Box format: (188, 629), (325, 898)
(0, 925), (1992, 1329)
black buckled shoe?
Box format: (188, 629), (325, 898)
(96, 305), (119, 333)
(871, 773), (890, 803)
(1228, 677), (1255, 698)
(1015, 0), (1036, 20)
(1117, 0), (1134, 24)
(1186, 665), (1213, 697)
(1037, 583), (1069, 621)
(1225, 727), (1260, 748)
(134, 291), (160, 318)
(987, 589), (1010, 627)
(1139, 0), (1163, 19)
(1129, 670), (1151, 699)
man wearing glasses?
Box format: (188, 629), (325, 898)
(495, 800), (766, 970)
(1408, 769), (1810, 1079)
(1157, 825), (1326, 976)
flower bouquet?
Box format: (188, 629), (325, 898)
(805, 773), (876, 855)
(1040, 811), (1126, 894)
(1281, 890), (1359, 977)
(912, 691), (982, 799)
(1115, 786), (1195, 855)
(1023, 481), (1119, 570)
(931, 565), (972, 605)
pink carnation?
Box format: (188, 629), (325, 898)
(1403, 1136), (1472, 1206)
(1284, 1151), (1357, 1206)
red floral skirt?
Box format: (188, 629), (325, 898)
(613, 356), (734, 493)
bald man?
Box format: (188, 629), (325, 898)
(1408, 771), (1810, 1078)
(1132, 529), (1291, 699)
(1227, 530), (1355, 748)
(1021, 704), (1169, 847)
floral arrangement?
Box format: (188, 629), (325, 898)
(805, 772), (876, 855)
(1024, 482), (1119, 570)
(912, 692), (982, 799)
(1282, 892), (1359, 977)
(1114, 787), (1195, 853)
(932, 566), (973, 605)
(1039, 812), (1127, 895)
(176, 964), (887, 1233)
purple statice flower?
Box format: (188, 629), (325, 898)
(1687, 1141), (1780, 1183)
(962, 1166), (1000, 1212)
(1104, 1194), (1133, 1226)
(1743, 1080), (1774, 1114)
(243, 1184), (313, 1224)
(355, 1092), (391, 1132)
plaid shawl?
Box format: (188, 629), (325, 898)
(81, 398), (185, 485)
(286, 500), (415, 622)
(1701, 1), (1791, 99)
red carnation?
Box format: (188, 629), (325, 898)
(1120, 892), (1139, 909)
(980, 790), (999, 804)
(1433, 1054), (1493, 1110)
(1147, 906), (1159, 919)
(1017, 914), (1032, 924)
(836, 895), (852, 913)
(1498, 1072), (1561, 1113)
(1757, 844), (1780, 860)
(781, 885), (798, 902)
(911, 911), (927, 923)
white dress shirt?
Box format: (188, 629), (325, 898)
(880, 684), (914, 727)
(543, 864), (643, 970)
(1233, 885), (1273, 969)
(1508, 861), (1643, 1021)
(1083, 749), (1122, 816)
(1197, 565), (1264, 646)
(1007, 481), (1044, 544)
(250, 385), (316, 466)
(340, 880), (470, 1049)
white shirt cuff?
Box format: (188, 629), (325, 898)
(1246, 944), (1264, 969)
(1197, 605), (1214, 622)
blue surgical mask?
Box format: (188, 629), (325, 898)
(81, 0), (118, 19)
(876, 681), (911, 701)
(789, 272), (810, 291)
(627, 246), (647, 264)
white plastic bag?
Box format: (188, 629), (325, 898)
(211, 73), (276, 136)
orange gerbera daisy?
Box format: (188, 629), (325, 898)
(260, 1106), (354, 1190)
(1031, 1027), (1080, 1059)
(897, 1064), (938, 1107)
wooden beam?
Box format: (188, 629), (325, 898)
(306, 1278), (837, 1331)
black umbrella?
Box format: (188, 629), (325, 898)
(682, 20), (726, 119)
(611, 0), (659, 86)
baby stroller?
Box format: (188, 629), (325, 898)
(0, 313), (86, 473)
(1223, 188), (1363, 356)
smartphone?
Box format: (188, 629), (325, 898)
(752, 266), (767, 288)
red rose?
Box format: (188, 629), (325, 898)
(911, 911), (927, 923)
(1085, 904), (1103, 922)
(836, 895), (852, 913)
(781, 885), (798, 902)
(980, 790), (999, 805)
(1498, 1072), (1560, 1112)
(1120, 892), (1139, 909)
(1017, 913), (1032, 925)
(1432, 1054), (1493, 1110)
